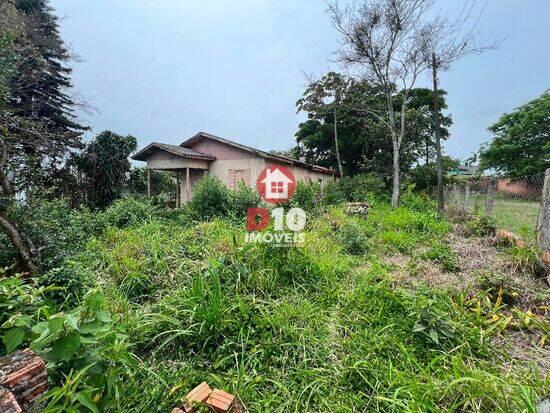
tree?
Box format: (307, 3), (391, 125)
(329, 0), (442, 207)
(295, 77), (452, 184)
(0, 0), (86, 273)
(297, 72), (353, 176)
(479, 91), (550, 177)
(74, 131), (137, 208)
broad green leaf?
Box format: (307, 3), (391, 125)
(79, 335), (99, 344)
(75, 391), (99, 413)
(65, 314), (79, 331)
(412, 323), (427, 332)
(48, 317), (64, 335)
(95, 310), (111, 323)
(429, 329), (439, 344)
(2, 327), (24, 353)
(49, 333), (81, 362)
(80, 320), (110, 334)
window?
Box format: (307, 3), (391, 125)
(271, 181), (284, 193)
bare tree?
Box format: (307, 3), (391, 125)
(328, 0), (495, 207)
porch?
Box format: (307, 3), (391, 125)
(132, 142), (215, 206)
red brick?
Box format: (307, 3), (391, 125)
(205, 388), (235, 413)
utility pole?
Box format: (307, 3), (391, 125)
(432, 52), (444, 213)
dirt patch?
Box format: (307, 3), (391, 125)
(384, 225), (549, 374)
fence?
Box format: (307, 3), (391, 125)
(444, 173), (546, 243)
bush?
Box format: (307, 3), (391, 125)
(421, 243), (459, 272)
(322, 179), (345, 205)
(289, 180), (320, 211)
(103, 196), (159, 228)
(230, 181), (262, 217)
(338, 173), (386, 202)
(0, 199), (107, 271)
(464, 215), (496, 237)
(187, 175), (231, 219)
(337, 221), (371, 255)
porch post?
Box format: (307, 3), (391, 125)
(180, 170), (185, 206)
(175, 173), (180, 208)
(186, 167), (190, 202)
(146, 169), (151, 197)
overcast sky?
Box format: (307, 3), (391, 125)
(51, 0), (549, 161)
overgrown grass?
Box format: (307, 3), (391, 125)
(57, 202), (547, 411)
(2, 197), (548, 412)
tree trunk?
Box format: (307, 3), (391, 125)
(0, 134), (38, 275)
(432, 53), (444, 214)
(391, 139), (400, 208)
(0, 214), (38, 275)
(333, 109), (343, 178)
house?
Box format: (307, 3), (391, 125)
(132, 132), (337, 204)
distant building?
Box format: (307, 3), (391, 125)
(132, 131), (337, 204)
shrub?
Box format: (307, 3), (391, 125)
(464, 215), (496, 237)
(339, 173), (387, 202)
(337, 221), (371, 255)
(289, 180), (320, 211)
(322, 179), (345, 205)
(230, 181), (262, 217)
(103, 196), (159, 228)
(187, 175), (231, 219)
(0, 199), (107, 271)
(421, 243), (459, 272)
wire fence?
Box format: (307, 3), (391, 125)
(444, 173), (545, 242)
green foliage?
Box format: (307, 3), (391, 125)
(408, 156), (460, 190)
(289, 180), (320, 211)
(230, 181), (262, 216)
(337, 221), (370, 255)
(479, 90), (550, 177)
(1, 199), (546, 412)
(128, 167), (175, 199)
(103, 196), (159, 228)
(74, 131), (137, 208)
(465, 214), (497, 237)
(421, 243), (459, 272)
(321, 179), (345, 205)
(187, 174), (232, 219)
(338, 173), (386, 202)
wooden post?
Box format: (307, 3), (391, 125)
(179, 170), (185, 207)
(452, 183), (458, 207)
(175, 173), (180, 208)
(537, 168), (550, 252)
(486, 177), (495, 216)
(464, 181), (470, 212)
(146, 169), (151, 197)
(185, 167), (190, 203)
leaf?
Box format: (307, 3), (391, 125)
(429, 329), (439, 344)
(49, 333), (81, 362)
(2, 327), (24, 353)
(79, 335), (99, 344)
(64, 314), (79, 331)
(79, 320), (110, 334)
(412, 323), (427, 332)
(75, 391), (100, 413)
(48, 317), (64, 335)
(95, 310), (111, 323)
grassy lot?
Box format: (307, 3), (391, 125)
(468, 195), (540, 242)
(2, 197), (548, 412)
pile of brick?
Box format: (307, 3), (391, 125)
(171, 382), (242, 413)
(0, 349), (47, 412)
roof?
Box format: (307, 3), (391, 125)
(181, 132), (337, 176)
(132, 142), (216, 161)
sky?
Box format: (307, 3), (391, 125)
(50, 0), (550, 161)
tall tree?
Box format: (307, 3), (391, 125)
(74, 131), (137, 208)
(0, 0), (86, 273)
(329, 0), (440, 207)
(479, 91), (550, 177)
(297, 72), (352, 177)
